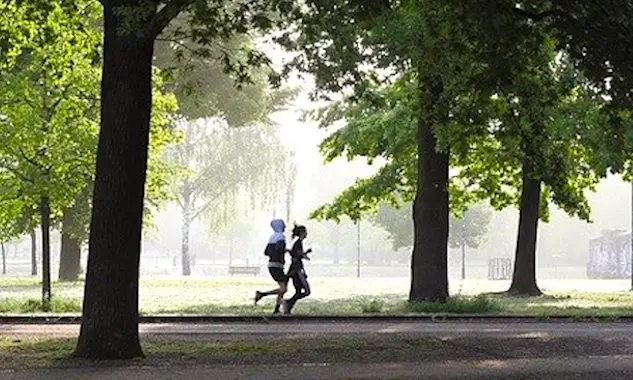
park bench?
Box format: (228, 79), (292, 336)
(228, 265), (260, 276)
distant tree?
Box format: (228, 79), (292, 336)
(448, 206), (492, 251)
(373, 202), (492, 253)
(154, 32), (296, 276)
(170, 120), (288, 275)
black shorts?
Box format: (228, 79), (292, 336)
(268, 267), (288, 283)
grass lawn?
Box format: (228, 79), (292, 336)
(2, 276), (633, 316)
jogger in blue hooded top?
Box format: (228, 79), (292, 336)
(254, 219), (288, 314)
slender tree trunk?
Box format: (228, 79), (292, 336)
(40, 196), (52, 305)
(410, 76), (449, 302)
(331, 226), (340, 264)
(181, 185), (192, 276)
(508, 157), (543, 296)
(60, 187), (91, 281)
(1, 242), (6, 275)
(75, 5), (156, 359)
(30, 229), (37, 276)
(59, 206), (82, 281)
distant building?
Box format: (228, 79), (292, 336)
(587, 231), (631, 278)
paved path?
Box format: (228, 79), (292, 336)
(3, 320), (633, 338)
(3, 356), (633, 379)
(4, 321), (633, 379)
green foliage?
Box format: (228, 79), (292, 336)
(310, 53), (611, 225)
(0, 2), (183, 240)
(452, 2), (633, 178)
(154, 31), (298, 125)
(0, 1), (102, 238)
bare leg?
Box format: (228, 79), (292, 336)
(285, 272), (310, 314)
(273, 282), (287, 314)
(254, 289), (279, 304)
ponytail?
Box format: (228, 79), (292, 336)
(292, 224), (307, 238)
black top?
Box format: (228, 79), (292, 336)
(264, 240), (286, 266)
(288, 239), (307, 274)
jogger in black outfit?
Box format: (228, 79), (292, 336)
(284, 224), (312, 314)
(254, 219), (288, 314)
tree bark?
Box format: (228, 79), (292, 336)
(74, 5), (156, 360)
(180, 183), (192, 276)
(59, 206), (83, 281)
(507, 157), (543, 296)
(409, 76), (449, 303)
(1, 242), (6, 275)
(30, 229), (37, 276)
(40, 196), (52, 305)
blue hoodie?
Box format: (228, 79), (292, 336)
(265, 219), (286, 267)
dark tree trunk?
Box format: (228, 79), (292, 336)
(180, 184), (192, 276)
(508, 157), (543, 296)
(40, 196), (52, 305)
(30, 229), (37, 276)
(409, 76), (449, 303)
(59, 188), (90, 282)
(59, 206), (82, 281)
(74, 5), (156, 360)
(1, 242), (6, 275)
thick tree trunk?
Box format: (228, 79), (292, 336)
(74, 6), (156, 360)
(508, 157), (543, 296)
(30, 229), (37, 276)
(409, 76), (449, 302)
(180, 185), (192, 276)
(40, 196), (52, 304)
(59, 206), (82, 281)
(1, 242), (6, 275)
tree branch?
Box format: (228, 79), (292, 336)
(0, 162), (34, 184)
(511, 7), (566, 22)
(191, 199), (215, 221)
(190, 182), (236, 221)
(17, 147), (44, 171)
(147, 0), (192, 38)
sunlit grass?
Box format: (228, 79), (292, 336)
(3, 276), (633, 317)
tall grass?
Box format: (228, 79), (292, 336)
(407, 295), (502, 314)
(0, 297), (81, 313)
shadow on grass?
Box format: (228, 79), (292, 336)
(0, 335), (462, 368)
(7, 333), (633, 369)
